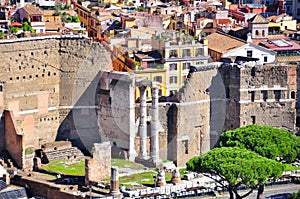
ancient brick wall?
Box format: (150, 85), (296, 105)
(0, 39), (61, 149)
(174, 67), (221, 167)
(96, 71), (135, 156)
(85, 142), (111, 184)
(0, 37), (111, 165)
(237, 65), (295, 131)
(12, 175), (89, 199)
(218, 66), (241, 131)
(4, 111), (23, 168)
(296, 65), (300, 128)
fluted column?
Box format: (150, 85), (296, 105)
(139, 86), (147, 159)
(151, 84), (159, 162)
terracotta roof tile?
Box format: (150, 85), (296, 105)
(24, 5), (43, 15)
(10, 21), (22, 27)
(276, 55), (300, 63)
(45, 22), (65, 31)
(204, 32), (245, 54)
(248, 14), (268, 24)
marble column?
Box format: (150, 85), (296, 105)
(128, 82), (136, 161)
(151, 84), (159, 162)
(139, 86), (147, 159)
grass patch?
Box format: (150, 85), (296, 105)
(284, 164), (299, 171)
(25, 148), (35, 155)
(117, 170), (173, 188)
(179, 168), (187, 175)
(42, 159), (85, 176)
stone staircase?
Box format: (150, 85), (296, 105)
(0, 150), (17, 169)
(41, 147), (84, 164)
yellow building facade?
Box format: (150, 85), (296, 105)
(152, 37), (209, 95)
(134, 69), (167, 101)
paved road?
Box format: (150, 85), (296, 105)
(199, 184), (300, 199)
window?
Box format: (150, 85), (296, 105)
(196, 48), (204, 56)
(291, 91), (296, 99)
(262, 91), (268, 101)
(182, 62), (190, 70)
(226, 87), (230, 98)
(0, 85), (3, 92)
(251, 116), (256, 124)
(183, 140), (189, 154)
(264, 56), (268, 63)
(251, 67), (255, 76)
(169, 63), (177, 71)
(250, 91), (255, 102)
(274, 90), (281, 101)
(297, 8), (300, 15)
(182, 49), (191, 57)
(262, 30), (265, 36)
(153, 76), (162, 83)
(255, 30), (259, 35)
(170, 76), (178, 84)
(247, 50), (253, 57)
(158, 89), (162, 96)
(169, 50), (178, 58)
(297, 116), (300, 127)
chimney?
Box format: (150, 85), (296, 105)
(20, 0), (25, 8)
(247, 32), (252, 43)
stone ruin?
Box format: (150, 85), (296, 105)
(39, 141), (84, 164)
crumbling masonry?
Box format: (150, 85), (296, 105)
(0, 37), (297, 169)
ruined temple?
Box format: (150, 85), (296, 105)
(0, 36), (297, 169)
(97, 63), (297, 167)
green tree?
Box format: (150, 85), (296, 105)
(65, 16), (72, 23)
(10, 26), (19, 34)
(61, 12), (67, 22)
(23, 22), (35, 33)
(186, 147), (284, 199)
(72, 16), (80, 23)
(288, 190), (300, 199)
(219, 125), (300, 163)
(0, 32), (4, 39)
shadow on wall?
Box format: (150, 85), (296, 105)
(55, 39), (112, 156)
(0, 113), (5, 152)
(208, 69), (226, 149)
(167, 104), (178, 162)
(55, 71), (102, 156)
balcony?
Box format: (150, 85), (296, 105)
(31, 21), (45, 27)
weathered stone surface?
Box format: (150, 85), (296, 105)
(0, 37), (112, 168)
(85, 142), (111, 185)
